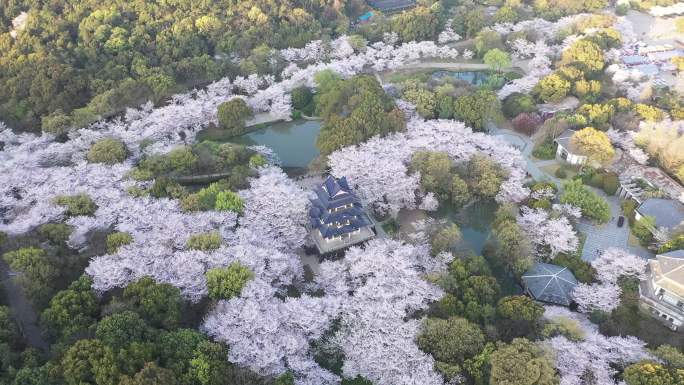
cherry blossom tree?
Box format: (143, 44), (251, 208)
(543, 306), (653, 385)
(328, 119), (528, 216)
(202, 279), (341, 385)
(316, 239), (446, 385)
(517, 207), (579, 259)
(572, 248), (647, 313)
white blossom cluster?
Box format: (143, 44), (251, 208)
(328, 119), (529, 217)
(572, 248), (647, 312)
(203, 279), (342, 385)
(437, 19), (462, 44)
(543, 306), (653, 385)
(606, 128), (650, 165)
(517, 207), (579, 259)
(605, 64), (652, 102)
(315, 239), (446, 385)
(650, 3), (684, 17)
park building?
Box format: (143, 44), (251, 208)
(308, 176), (375, 254)
(640, 250), (684, 331)
(521, 262), (578, 306)
(554, 129), (588, 166)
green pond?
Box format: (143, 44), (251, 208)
(431, 70), (493, 86)
(442, 199), (498, 255)
(439, 199), (522, 295)
(198, 119), (322, 168)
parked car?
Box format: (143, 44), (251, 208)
(617, 215), (625, 227)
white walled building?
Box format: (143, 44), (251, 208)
(554, 129), (588, 166)
(640, 250), (684, 331)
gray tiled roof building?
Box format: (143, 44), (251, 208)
(521, 263), (578, 306)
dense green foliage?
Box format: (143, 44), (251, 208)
(105, 232), (133, 254)
(3, 247), (58, 306)
(315, 73), (405, 154)
(488, 338), (558, 385)
(453, 90), (501, 132)
(214, 191), (245, 213)
(186, 232), (222, 251)
(487, 204), (533, 276)
(54, 193), (98, 217)
(37, 223), (74, 244)
(87, 138), (128, 165)
(429, 223), (462, 256)
(21, 275), (266, 385)
(496, 296), (544, 341)
(431, 255), (501, 325)
(217, 99), (253, 136)
(206, 262), (254, 300)
(559, 180), (610, 223)
(554, 253), (596, 283)
(0, 0), (351, 132)
(417, 316), (485, 367)
(503, 93), (538, 119)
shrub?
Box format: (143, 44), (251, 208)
(502, 93), (537, 118)
(3, 247), (57, 306)
(217, 98), (252, 136)
(106, 232), (133, 253)
(417, 317), (485, 364)
(149, 177), (186, 199)
(86, 138), (127, 164)
(532, 140), (556, 160)
(542, 316), (585, 341)
(180, 182), (232, 212)
(512, 113), (542, 135)
(559, 180), (610, 223)
(621, 199), (637, 226)
(632, 216), (654, 247)
(186, 231), (222, 251)
(214, 191), (244, 213)
(555, 167), (568, 179)
(54, 193), (98, 217)
(205, 262), (253, 300)
(38, 223), (73, 244)
(601, 174), (619, 195)
(248, 154), (267, 168)
(616, 3), (629, 15)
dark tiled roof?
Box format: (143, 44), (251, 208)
(637, 198), (684, 229)
(309, 176), (371, 238)
(521, 263), (578, 306)
(554, 128), (578, 153)
(368, 0), (416, 11)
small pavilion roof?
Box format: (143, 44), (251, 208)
(521, 263), (578, 306)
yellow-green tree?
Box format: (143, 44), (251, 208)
(571, 127), (615, 165)
(561, 39), (605, 73)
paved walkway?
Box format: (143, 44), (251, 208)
(576, 187), (653, 262)
(488, 125), (563, 188)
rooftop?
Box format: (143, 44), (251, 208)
(368, 0), (416, 11)
(619, 164), (684, 202)
(521, 263), (578, 306)
(554, 128), (585, 155)
(637, 198), (684, 229)
(648, 251), (684, 302)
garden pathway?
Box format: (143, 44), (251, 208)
(488, 124), (562, 188)
(576, 187), (653, 262)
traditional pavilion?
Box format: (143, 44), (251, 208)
(521, 262), (578, 306)
(309, 176), (375, 254)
